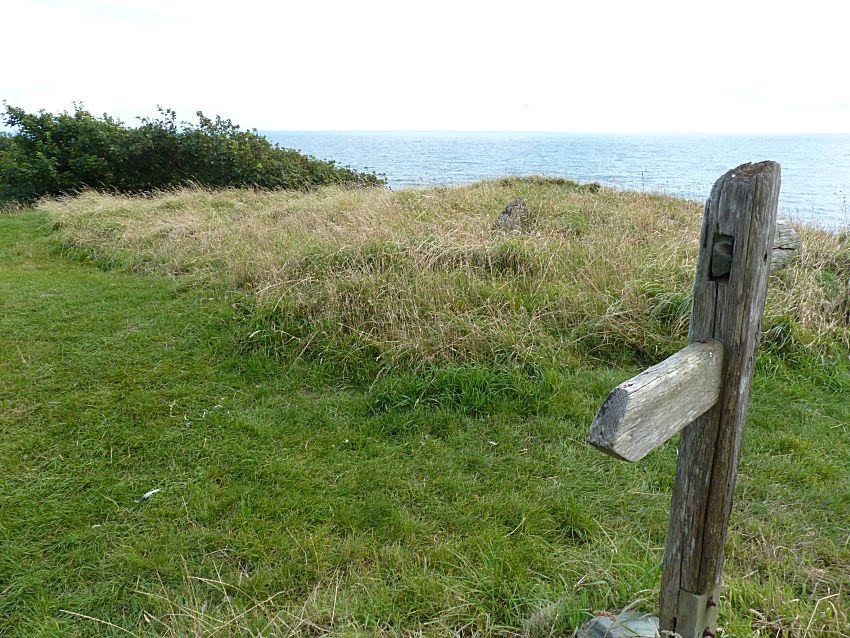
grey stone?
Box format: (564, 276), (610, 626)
(493, 197), (532, 231)
(575, 611), (660, 638)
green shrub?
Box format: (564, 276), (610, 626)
(0, 104), (384, 204)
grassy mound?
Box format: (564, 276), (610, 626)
(44, 177), (849, 378)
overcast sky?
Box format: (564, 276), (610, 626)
(4, 0), (849, 133)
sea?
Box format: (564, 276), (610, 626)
(263, 131), (850, 229)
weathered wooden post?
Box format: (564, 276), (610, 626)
(578, 162), (781, 638)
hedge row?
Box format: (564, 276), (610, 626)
(0, 104), (384, 203)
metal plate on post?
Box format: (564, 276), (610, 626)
(675, 586), (720, 638)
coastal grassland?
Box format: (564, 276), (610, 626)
(0, 181), (846, 637)
(41, 179), (849, 372)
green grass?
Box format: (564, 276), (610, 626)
(0, 197), (848, 637)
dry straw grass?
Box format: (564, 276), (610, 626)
(42, 178), (849, 370)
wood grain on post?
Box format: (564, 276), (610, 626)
(660, 162), (780, 637)
(588, 339), (724, 462)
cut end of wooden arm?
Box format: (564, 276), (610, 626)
(587, 388), (630, 460)
(587, 339), (724, 463)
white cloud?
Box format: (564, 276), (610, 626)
(3, 0), (849, 132)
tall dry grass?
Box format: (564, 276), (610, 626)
(42, 178), (849, 372)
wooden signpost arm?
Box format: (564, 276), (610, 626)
(588, 339), (724, 463)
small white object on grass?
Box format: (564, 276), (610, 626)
(134, 488), (161, 503)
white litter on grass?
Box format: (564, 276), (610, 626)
(488, 441), (498, 446)
(201, 405), (224, 419)
(134, 488), (161, 503)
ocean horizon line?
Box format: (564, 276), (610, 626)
(262, 130), (850, 137)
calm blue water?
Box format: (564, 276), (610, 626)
(264, 131), (850, 228)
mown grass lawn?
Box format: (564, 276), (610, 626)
(0, 193), (847, 637)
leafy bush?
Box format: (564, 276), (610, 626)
(0, 104), (384, 203)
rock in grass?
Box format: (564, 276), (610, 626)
(493, 197), (532, 231)
(575, 611), (659, 638)
(770, 219), (801, 271)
